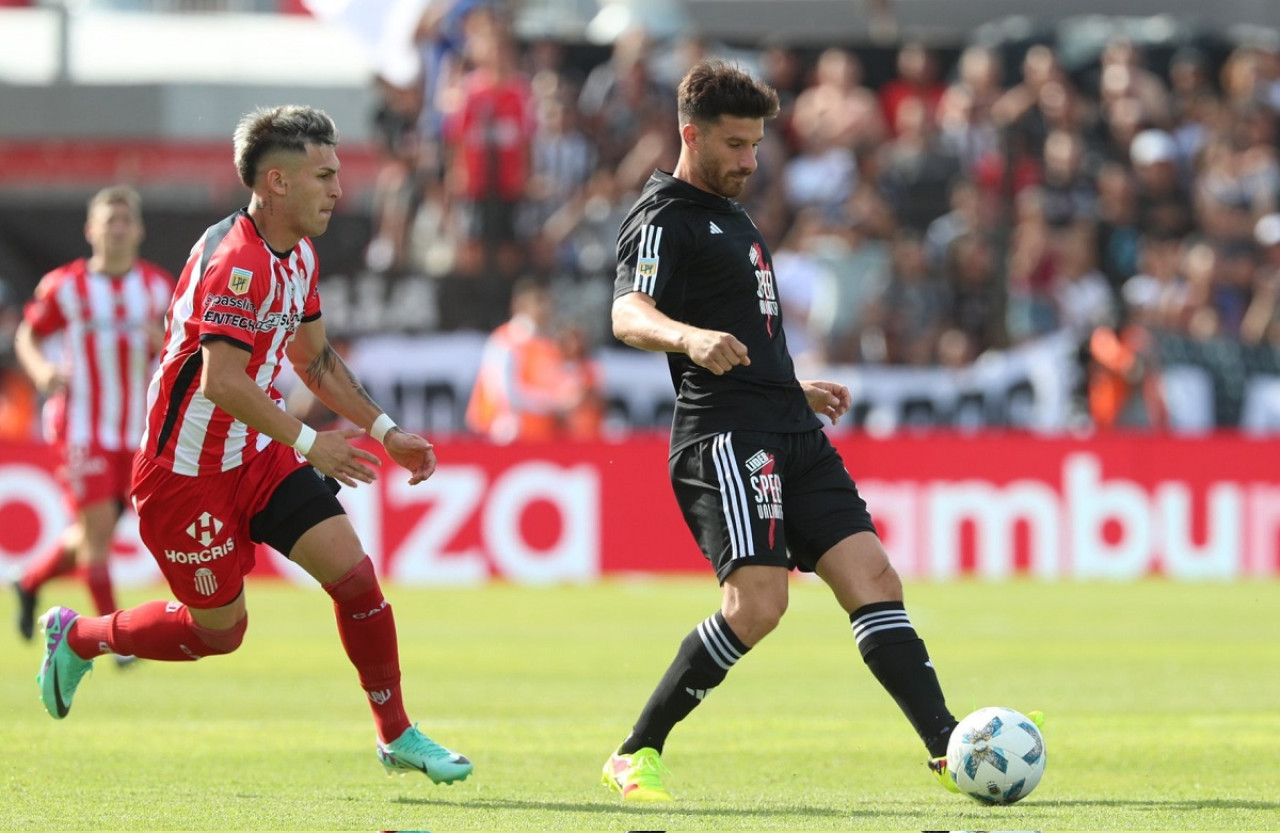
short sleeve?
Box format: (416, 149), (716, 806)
(302, 256), (321, 321)
(614, 212), (689, 303)
(23, 270), (68, 338)
(196, 253), (268, 350)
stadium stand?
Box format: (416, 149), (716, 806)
(4, 0), (1280, 433)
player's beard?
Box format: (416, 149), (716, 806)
(700, 158), (752, 199)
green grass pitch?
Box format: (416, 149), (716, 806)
(3, 576), (1278, 831)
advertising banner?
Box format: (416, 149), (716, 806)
(1, 434), (1277, 584)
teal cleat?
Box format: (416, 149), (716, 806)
(377, 724), (472, 785)
(36, 606), (94, 719)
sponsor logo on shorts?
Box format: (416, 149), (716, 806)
(164, 539), (236, 564)
(747, 449), (783, 545)
(168, 511), (235, 564)
(744, 449), (771, 474)
(187, 511), (225, 547)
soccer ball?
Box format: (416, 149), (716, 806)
(946, 706), (1046, 804)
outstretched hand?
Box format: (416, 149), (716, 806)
(383, 428), (438, 485)
(305, 427), (382, 488)
(802, 380), (851, 425)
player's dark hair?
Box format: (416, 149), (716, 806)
(233, 105), (339, 188)
(677, 60), (780, 127)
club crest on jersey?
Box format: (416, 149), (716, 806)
(749, 243), (780, 336)
(228, 267), (253, 296)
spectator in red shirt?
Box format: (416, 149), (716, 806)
(446, 18), (536, 278)
(879, 42), (946, 136)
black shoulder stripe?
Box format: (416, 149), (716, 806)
(153, 350), (204, 458)
(198, 213), (242, 281)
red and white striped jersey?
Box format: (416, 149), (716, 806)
(140, 210), (322, 477)
(24, 257), (175, 452)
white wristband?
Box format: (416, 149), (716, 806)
(370, 413), (397, 444)
(291, 424), (316, 455)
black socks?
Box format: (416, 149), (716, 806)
(851, 601), (956, 758)
(619, 611), (749, 755)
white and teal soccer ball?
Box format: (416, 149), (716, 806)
(946, 706), (1046, 804)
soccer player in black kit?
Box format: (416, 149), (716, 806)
(601, 59), (963, 802)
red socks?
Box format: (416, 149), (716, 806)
(323, 556), (410, 743)
(69, 601), (246, 661)
(61, 554), (409, 745)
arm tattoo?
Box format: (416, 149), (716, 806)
(305, 343), (379, 409)
(303, 343), (339, 388)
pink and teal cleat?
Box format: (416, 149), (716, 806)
(36, 606), (94, 719)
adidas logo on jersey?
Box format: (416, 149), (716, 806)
(709, 221), (723, 234)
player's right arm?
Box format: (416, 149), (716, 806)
(16, 271), (68, 394)
(200, 338), (380, 488)
(612, 292), (750, 376)
(613, 210), (749, 375)
(14, 319), (65, 394)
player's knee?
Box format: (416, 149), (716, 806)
(728, 595), (787, 644)
(190, 615), (248, 656)
(866, 559), (903, 601)
(757, 594), (788, 633)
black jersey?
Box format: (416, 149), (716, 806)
(614, 169), (820, 452)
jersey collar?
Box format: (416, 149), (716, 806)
(651, 169), (740, 211)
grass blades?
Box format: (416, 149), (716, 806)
(3, 577), (1279, 831)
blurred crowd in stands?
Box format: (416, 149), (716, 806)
(6, 1), (1280, 438)
(353, 2), (1280, 434)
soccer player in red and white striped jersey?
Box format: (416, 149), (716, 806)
(33, 105), (472, 785)
(13, 186), (174, 645)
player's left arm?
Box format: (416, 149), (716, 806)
(286, 317), (437, 484)
(800, 379), (851, 426)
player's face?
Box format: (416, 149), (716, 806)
(85, 201), (143, 265)
(692, 116), (763, 199)
(283, 142), (342, 238)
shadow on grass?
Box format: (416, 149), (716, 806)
(1041, 798), (1280, 811)
(391, 796), (858, 818)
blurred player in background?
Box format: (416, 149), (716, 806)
(603, 60), (962, 801)
(12, 186), (173, 658)
(32, 105), (472, 785)
(466, 278), (585, 442)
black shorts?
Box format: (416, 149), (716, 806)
(670, 428), (877, 583)
(249, 466), (345, 558)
